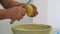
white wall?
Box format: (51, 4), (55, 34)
(33, 0), (60, 29)
(33, 0), (48, 24)
(33, 0), (59, 34)
(47, 0), (60, 29)
(47, 0), (56, 28)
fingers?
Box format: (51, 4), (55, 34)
(18, 8), (26, 16)
(31, 11), (38, 17)
(14, 4), (27, 18)
(18, 6), (26, 11)
(30, 4), (37, 9)
(7, 6), (26, 24)
(16, 7), (26, 21)
(29, 4), (38, 17)
(16, 12), (23, 21)
(19, 3), (25, 7)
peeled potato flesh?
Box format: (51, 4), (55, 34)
(25, 5), (33, 16)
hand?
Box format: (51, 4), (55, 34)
(7, 6), (26, 24)
(30, 4), (38, 17)
(9, 4), (38, 24)
(18, 3), (38, 17)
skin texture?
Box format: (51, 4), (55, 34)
(0, 0), (38, 24)
(0, 6), (26, 24)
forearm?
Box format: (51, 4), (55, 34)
(8, 1), (22, 8)
(0, 7), (19, 20)
(0, 0), (23, 9)
(0, 9), (7, 19)
(0, 0), (13, 9)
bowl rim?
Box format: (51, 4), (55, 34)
(12, 24), (52, 31)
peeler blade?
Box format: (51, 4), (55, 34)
(26, 0), (31, 5)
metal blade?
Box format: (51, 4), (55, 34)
(26, 0), (31, 5)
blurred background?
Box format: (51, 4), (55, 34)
(0, 0), (59, 34)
